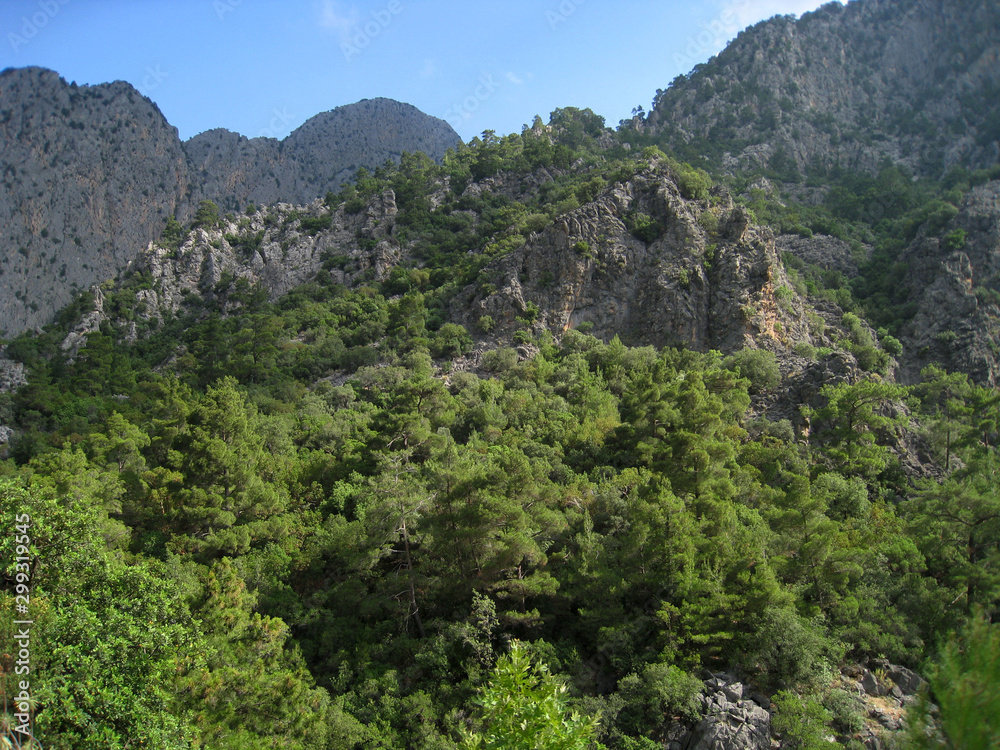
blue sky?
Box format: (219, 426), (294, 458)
(1, 0), (831, 142)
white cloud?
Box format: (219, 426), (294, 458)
(420, 59), (436, 79)
(319, 0), (359, 38)
(506, 72), (524, 85)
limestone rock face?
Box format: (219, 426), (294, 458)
(684, 673), (771, 750)
(0, 68), (459, 336)
(0, 67), (190, 337)
(897, 181), (1000, 386)
(117, 191), (402, 324)
(456, 165), (828, 355)
(647, 0), (1000, 179)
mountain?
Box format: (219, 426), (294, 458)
(0, 67), (460, 336)
(4, 1), (1000, 748)
(1, 130), (986, 750)
(184, 97), (463, 211)
(629, 0), (1000, 388)
(644, 0), (1000, 179)
(0, 67), (190, 338)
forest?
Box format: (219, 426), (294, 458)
(2, 107), (1000, 749)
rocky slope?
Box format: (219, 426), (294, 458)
(455, 163), (825, 354)
(0, 67), (460, 336)
(645, 0), (1000, 179)
(116, 191), (402, 332)
(78, 159), (876, 401)
(896, 180), (1000, 386)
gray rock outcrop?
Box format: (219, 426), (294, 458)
(684, 674), (771, 750)
(112, 190), (402, 326)
(0, 350), (28, 395)
(897, 181), (1000, 386)
(456, 162), (834, 354)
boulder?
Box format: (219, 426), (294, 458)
(683, 673), (771, 750)
(887, 664), (924, 696)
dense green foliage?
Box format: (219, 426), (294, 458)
(907, 612), (1000, 749)
(1, 107), (999, 749)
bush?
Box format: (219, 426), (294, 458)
(771, 691), (832, 750)
(431, 323), (473, 359)
(794, 342), (818, 360)
(823, 688), (865, 736)
(942, 228), (967, 251)
(299, 214), (333, 234)
(676, 163), (712, 201)
(482, 347), (518, 373)
(725, 348), (780, 394)
(615, 663), (703, 735)
(881, 334), (903, 357)
(739, 606), (839, 689)
(624, 212), (664, 244)
(192, 200), (220, 230)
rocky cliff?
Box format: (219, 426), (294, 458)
(0, 67), (460, 336)
(646, 0), (1000, 179)
(896, 180), (1000, 386)
(0, 67), (190, 338)
(455, 161), (835, 356)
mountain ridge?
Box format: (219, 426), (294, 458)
(643, 0), (1000, 179)
(0, 66), (460, 336)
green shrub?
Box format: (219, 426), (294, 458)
(772, 691), (833, 750)
(676, 164), (712, 201)
(192, 200), (220, 230)
(725, 348), (780, 393)
(431, 323), (473, 359)
(942, 228), (967, 251)
(823, 689), (865, 736)
(482, 347), (518, 372)
(299, 214), (333, 234)
(740, 606), (839, 689)
(794, 342), (818, 360)
(881, 334), (903, 357)
(615, 663), (703, 735)
(626, 212), (663, 244)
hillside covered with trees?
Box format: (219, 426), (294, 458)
(2, 0), (1000, 748)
